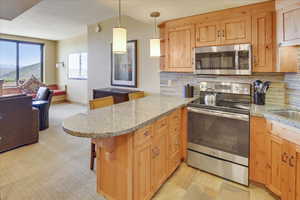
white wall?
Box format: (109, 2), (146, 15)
(56, 34), (88, 104)
(87, 16), (160, 99)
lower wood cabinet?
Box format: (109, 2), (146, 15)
(251, 117), (300, 200)
(133, 109), (182, 200)
(250, 117), (268, 184)
(266, 134), (283, 196)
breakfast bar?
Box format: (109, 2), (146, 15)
(63, 95), (194, 200)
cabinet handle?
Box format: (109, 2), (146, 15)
(144, 131), (150, 137)
(282, 152), (288, 163)
(253, 56), (257, 65)
(156, 147), (160, 156)
(152, 148), (157, 158)
(289, 155), (295, 167)
(217, 30), (221, 38)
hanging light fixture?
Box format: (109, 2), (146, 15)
(150, 11), (160, 57)
(113, 0), (127, 54)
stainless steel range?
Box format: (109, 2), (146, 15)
(187, 81), (251, 186)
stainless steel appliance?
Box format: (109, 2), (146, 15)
(187, 81), (251, 186)
(194, 44), (252, 75)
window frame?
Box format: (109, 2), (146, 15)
(0, 38), (44, 86)
(67, 52), (88, 80)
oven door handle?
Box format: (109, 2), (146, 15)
(187, 107), (249, 121)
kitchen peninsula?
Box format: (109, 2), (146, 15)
(63, 95), (193, 200)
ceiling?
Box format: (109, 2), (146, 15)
(0, 0), (269, 41)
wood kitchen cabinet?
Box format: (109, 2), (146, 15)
(280, 140), (297, 200)
(276, 0), (300, 46)
(164, 24), (195, 72)
(98, 108), (183, 200)
(195, 16), (251, 47)
(252, 12), (275, 72)
(132, 109), (182, 200)
(266, 134), (283, 196)
(160, 1), (276, 73)
(221, 16), (252, 45)
(296, 147), (300, 200)
(250, 117), (268, 184)
(151, 117), (168, 192)
(195, 21), (220, 46)
(133, 125), (153, 200)
(264, 120), (300, 200)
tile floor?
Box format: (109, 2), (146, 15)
(0, 103), (276, 200)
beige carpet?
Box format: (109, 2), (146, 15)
(0, 103), (276, 200)
(0, 103), (105, 200)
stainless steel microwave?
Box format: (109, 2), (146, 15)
(194, 44), (252, 75)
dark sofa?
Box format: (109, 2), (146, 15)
(0, 94), (39, 153)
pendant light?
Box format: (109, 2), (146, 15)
(150, 12), (160, 57)
(113, 0), (127, 54)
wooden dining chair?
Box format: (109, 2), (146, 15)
(89, 96), (114, 170)
(128, 91), (145, 100)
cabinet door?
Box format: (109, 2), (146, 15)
(168, 133), (181, 175)
(165, 24), (195, 72)
(296, 147), (300, 200)
(133, 142), (152, 200)
(195, 21), (220, 47)
(277, 2), (300, 46)
(252, 12), (275, 72)
(151, 133), (168, 192)
(281, 140), (297, 200)
(266, 134), (282, 196)
(220, 16), (252, 45)
(250, 117), (267, 184)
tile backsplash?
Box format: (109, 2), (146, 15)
(284, 47), (300, 108)
(160, 72), (284, 97)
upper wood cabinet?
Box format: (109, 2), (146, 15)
(276, 0), (300, 46)
(164, 24), (195, 72)
(195, 21), (220, 46)
(252, 12), (275, 72)
(160, 1), (277, 73)
(195, 16), (251, 47)
(221, 16), (252, 45)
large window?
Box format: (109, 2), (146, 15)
(0, 39), (43, 86)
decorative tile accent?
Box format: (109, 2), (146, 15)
(284, 47), (300, 108)
(266, 82), (286, 106)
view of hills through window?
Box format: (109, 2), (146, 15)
(0, 40), (43, 86)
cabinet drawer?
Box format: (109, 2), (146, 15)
(169, 133), (181, 156)
(134, 125), (153, 147)
(154, 116), (168, 134)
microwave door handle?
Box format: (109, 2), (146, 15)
(235, 49), (239, 70)
(187, 107), (249, 121)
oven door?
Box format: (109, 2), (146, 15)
(187, 107), (249, 166)
(194, 44), (252, 75)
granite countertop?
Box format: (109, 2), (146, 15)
(63, 95), (195, 139)
(251, 104), (300, 130)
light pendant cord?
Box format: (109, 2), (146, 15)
(154, 17), (157, 38)
(118, 0), (121, 27)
